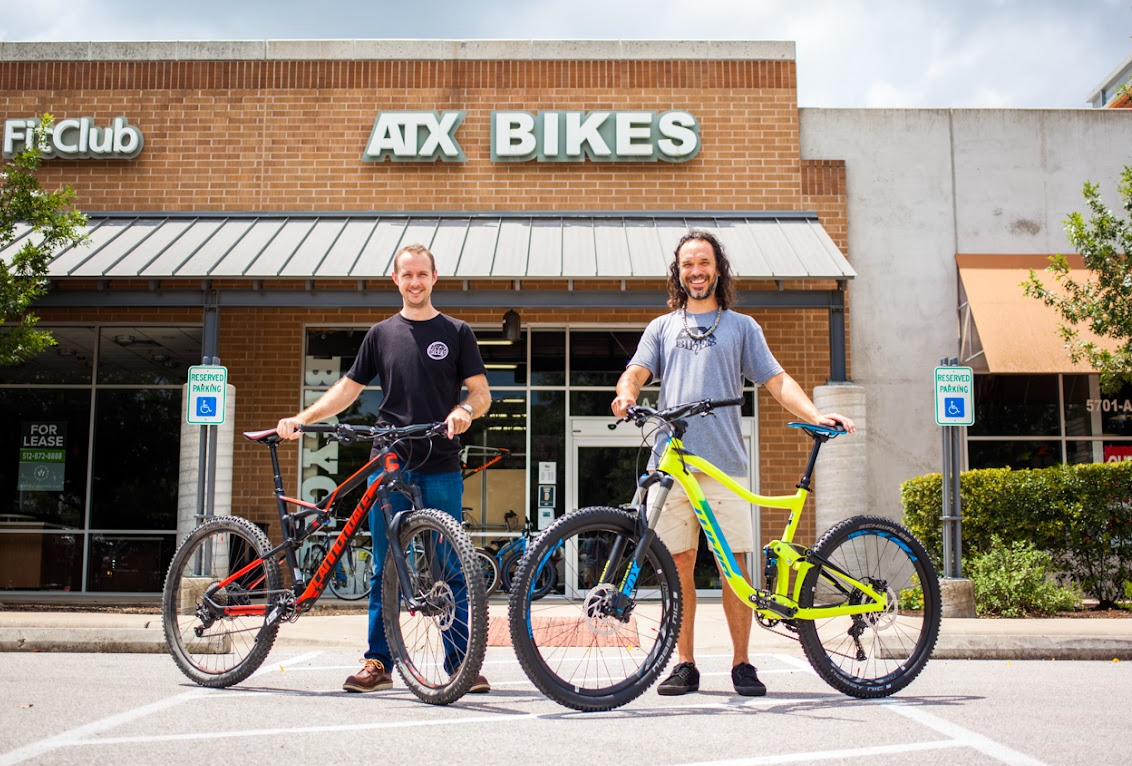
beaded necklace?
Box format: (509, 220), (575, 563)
(681, 306), (723, 340)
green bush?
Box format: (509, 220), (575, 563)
(968, 536), (1080, 617)
(901, 461), (1132, 608)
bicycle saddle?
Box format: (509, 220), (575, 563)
(787, 422), (846, 440)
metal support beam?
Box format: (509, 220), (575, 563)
(828, 283), (847, 382)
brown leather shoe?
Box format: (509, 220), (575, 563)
(468, 674), (491, 693)
(342, 659), (393, 693)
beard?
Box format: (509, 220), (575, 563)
(681, 274), (717, 301)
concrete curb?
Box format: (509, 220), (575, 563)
(931, 635), (1132, 661)
(0, 628), (168, 653)
(3, 626), (1132, 660)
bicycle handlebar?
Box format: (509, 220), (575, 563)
(298, 421), (448, 444)
(609, 397), (745, 430)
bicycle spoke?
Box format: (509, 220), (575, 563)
(161, 517), (283, 687)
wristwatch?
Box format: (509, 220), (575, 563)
(458, 402), (474, 417)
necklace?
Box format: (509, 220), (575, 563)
(682, 306), (722, 340)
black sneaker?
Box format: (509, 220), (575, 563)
(731, 662), (767, 696)
(657, 662), (700, 696)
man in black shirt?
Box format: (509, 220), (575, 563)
(276, 244), (492, 693)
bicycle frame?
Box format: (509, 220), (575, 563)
(208, 429), (435, 621)
(629, 430), (887, 622)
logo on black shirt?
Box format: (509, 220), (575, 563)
(427, 342), (450, 360)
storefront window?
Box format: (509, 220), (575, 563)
(476, 329), (527, 388)
(89, 389), (181, 530)
(0, 327), (95, 385)
(969, 374), (1132, 469)
(531, 331), (565, 386)
(530, 390), (565, 523)
(96, 327), (201, 385)
(570, 330), (642, 388)
(0, 325), (198, 593)
(971, 375), (1059, 436)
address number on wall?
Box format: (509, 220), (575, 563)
(1085, 399), (1132, 413)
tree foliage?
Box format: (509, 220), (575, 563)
(1023, 167), (1132, 394)
(0, 114), (88, 366)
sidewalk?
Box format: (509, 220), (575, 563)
(1, 598), (1130, 659)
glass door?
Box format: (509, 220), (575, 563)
(567, 418), (756, 598)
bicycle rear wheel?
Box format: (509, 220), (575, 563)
(329, 541), (372, 601)
(161, 516), (283, 687)
(474, 547), (502, 596)
(796, 515), (941, 698)
(504, 547), (559, 601)
(382, 508), (488, 705)
(508, 506), (681, 712)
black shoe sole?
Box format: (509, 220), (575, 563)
(733, 686), (767, 697)
(657, 683), (699, 696)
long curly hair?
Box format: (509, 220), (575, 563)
(666, 229), (736, 311)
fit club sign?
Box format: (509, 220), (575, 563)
(362, 109), (700, 163)
(2, 117), (144, 160)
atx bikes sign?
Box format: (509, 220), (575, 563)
(362, 109), (700, 163)
(3, 117), (144, 159)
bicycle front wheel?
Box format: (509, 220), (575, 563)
(508, 506), (681, 712)
(329, 542), (372, 601)
(382, 508), (488, 705)
(796, 515), (941, 698)
(474, 547), (502, 596)
(161, 516), (283, 687)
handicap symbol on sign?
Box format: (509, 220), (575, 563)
(944, 397), (964, 418)
(196, 397), (216, 417)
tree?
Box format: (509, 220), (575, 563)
(1023, 167), (1132, 394)
(0, 114), (88, 366)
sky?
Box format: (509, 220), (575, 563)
(2, 0), (1131, 109)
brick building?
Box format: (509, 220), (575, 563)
(1, 39), (861, 596)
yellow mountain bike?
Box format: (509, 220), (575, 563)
(508, 397), (941, 711)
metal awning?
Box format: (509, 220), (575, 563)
(6, 211), (856, 281)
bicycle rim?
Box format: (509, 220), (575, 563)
(508, 507), (681, 712)
(161, 516), (282, 687)
(796, 515), (941, 698)
(382, 508), (488, 705)
(475, 548), (502, 596)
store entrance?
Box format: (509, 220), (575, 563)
(567, 418), (755, 598)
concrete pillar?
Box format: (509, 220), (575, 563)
(812, 382), (868, 537)
(176, 384), (236, 544)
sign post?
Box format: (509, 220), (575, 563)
(935, 360), (974, 579)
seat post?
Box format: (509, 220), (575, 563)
(796, 435), (826, 491)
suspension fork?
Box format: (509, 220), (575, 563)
(378, 482), (435, 612)
(602, 472), (671, 616)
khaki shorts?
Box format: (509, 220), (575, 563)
(648, 472), (754, 555)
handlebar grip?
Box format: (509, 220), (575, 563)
(298, 424), (337, 433)
(711, 397), (745, 409)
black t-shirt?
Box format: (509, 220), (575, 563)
(345, 312), (486, 473)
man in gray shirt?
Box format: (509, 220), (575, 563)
(612, 229), (855, 698)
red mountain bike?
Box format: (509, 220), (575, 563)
(161, 421), (488, 705)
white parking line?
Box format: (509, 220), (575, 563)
(0, 690), (207, 766)
(0, 652), (322, 766)
(887, 703), (1052, 766)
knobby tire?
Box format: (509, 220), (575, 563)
(382, 508), (488, 705)
(508, 506), (681, 712)
(161, 515), (282, 687)
(795, 515), (941, 698)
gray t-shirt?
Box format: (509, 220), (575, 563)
(629, 308), (784, 476)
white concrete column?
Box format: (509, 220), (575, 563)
(812, 383), (868, 537)
(176, 384), (236, 544)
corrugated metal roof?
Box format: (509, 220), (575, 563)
(8, 212), (855, 281)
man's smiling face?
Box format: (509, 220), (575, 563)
(677, 238), (718, 303)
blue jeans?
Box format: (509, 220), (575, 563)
(365, 470), (466, 670)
